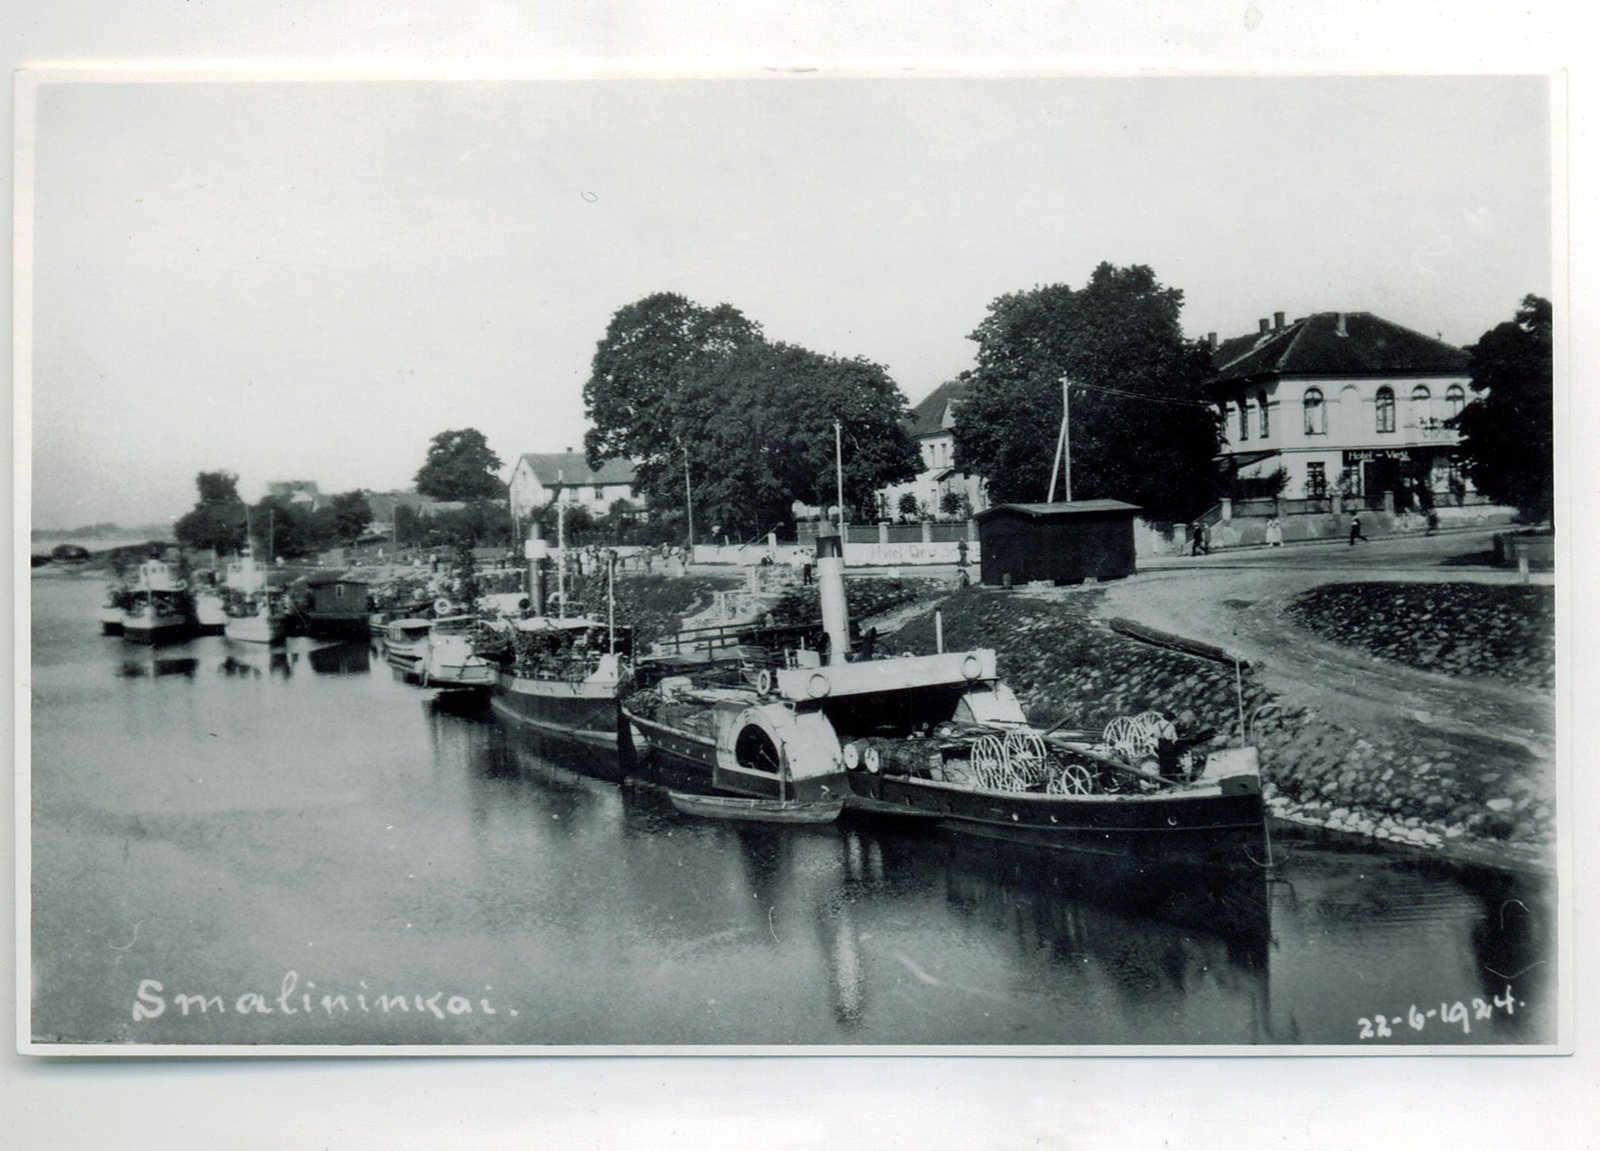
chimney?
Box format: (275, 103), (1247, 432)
(1258, 318), (1270, 333)
(814, 525), (850, 666)
(1207, 332), (1218, 350)
(1273, 311), (1285, 330)
(1335, 312), (1348, 337)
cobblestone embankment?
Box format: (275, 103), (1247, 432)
(1284, 582), (1555, 692)
(888, 588), (1553, 868)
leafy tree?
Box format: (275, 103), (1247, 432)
(414, 428), (506, 501)
(174, 470), (248, 554)
(898, 492), (920, 521)
(674, 341), (919, 537)
(953, 263), (1220, 522)
(939, 490), (965, 518)
(1450, 295), (1554, 524)
(583, 292), (763, 468)
(328, 491), (374, 545)
(249, 497), (323, 560)
(583, 294), (918, 538)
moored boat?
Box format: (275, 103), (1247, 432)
(667, 791), (845, 824)
(121, 560), (193, 644)
(224, 596), (288, 644)
(98, 585), (131, 635)
(489, 615), (632, 743)
(194, 588), (229, 635)
(420, 616), (498, 690)
(381, 618), (433, 679)
(625, 526), (1266, 864)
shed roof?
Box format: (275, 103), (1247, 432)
(1210, 312), (1469, 386)
(976, 500), (1141, 521)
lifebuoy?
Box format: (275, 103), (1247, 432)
(755, 669), (773, 696)
(433, 597), (453, 616)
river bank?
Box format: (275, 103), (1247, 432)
(886, 586), (1554, 874)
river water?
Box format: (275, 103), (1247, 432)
(27, 575), (1558, 1048)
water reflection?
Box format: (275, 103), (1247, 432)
(217, 649), (293, 679)
(307, 641), (371, 676)
(117, 656), (198, 679)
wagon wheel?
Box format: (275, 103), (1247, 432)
(1003, 730), (1050, 787)
(970, 734), (1011, 790)
(1132, 711), (1177, 749)
(1048, 762), (1097, 796)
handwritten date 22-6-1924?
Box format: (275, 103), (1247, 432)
(1358, 984), (1521, 1040)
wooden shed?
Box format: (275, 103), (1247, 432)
(302, 573), (372, 637)
(974, 500), (1140, 586)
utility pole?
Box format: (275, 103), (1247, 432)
(834, 419), (847, 565)
(1045, 377), (1073, 503)
(682, 443), (695, 552)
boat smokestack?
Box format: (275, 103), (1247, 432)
(815, 526), (850, 666)
(525, 521), (547, 615)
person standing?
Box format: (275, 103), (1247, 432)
(1349, 511), (1368, 545)
(1190, 520), (1209, 556)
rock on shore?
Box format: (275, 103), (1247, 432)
(888, 588), (1553, 861)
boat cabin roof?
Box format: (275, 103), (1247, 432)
(512, 615), (608, 634)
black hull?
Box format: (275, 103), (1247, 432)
(844, 772), (1267, 865)
(491, 672), (621, 746)
(122, 622), (193, 646)
(622, 710), (839, 803)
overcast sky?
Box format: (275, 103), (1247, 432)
(24, 74), (1552, 530)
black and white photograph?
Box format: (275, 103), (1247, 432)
(17, 70), (1563, 1055)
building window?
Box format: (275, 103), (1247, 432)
(1446, 383), (1466, 420)
(1258, 390), (1270, 438)
(1238, 400), (1250, 441)
(1303, 388), (1325, 435)
(594, 486), (605, 501)
(1376, 386), (1395, 433)
(1305, 462), (1327, 498)
(1410, 384), (1432, 431)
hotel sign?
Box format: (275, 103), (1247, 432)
(1342, 449), (1411, 464)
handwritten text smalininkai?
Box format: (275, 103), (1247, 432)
(131, 971), (518, 1021)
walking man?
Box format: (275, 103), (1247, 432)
(1349, 511), (1368, 545)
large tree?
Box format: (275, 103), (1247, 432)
(583, 292), (763, 468)
(679, 341), (920, 536)
(327, 490), (374, 545)
(173, 470), (248, 554)
(1450, 295), (1553, 524)
(952, 263), (1221, 521)
(583, 294), (918, 538)
(414, 428), (506, 501)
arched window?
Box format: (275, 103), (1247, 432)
(1411, 385), (1432, 432)
(1446, 383), (1466, 419)
(1258, 390), (1270, 438)
(1375, 386), (1395, 433)
(1303, 387), (1325, 435)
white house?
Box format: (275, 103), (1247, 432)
(877, 378), (989, 521)
(1208, 311), (1475, 509)
(508, 451), (641, 523)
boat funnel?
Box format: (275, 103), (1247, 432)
(815, 526), (850, 666)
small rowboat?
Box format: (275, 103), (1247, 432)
(667, 791), (844, 825)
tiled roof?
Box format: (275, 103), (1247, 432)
(1210, 312), (1469, 385)
(906, 378), (971, 438)
(517, 452), (638, 487)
